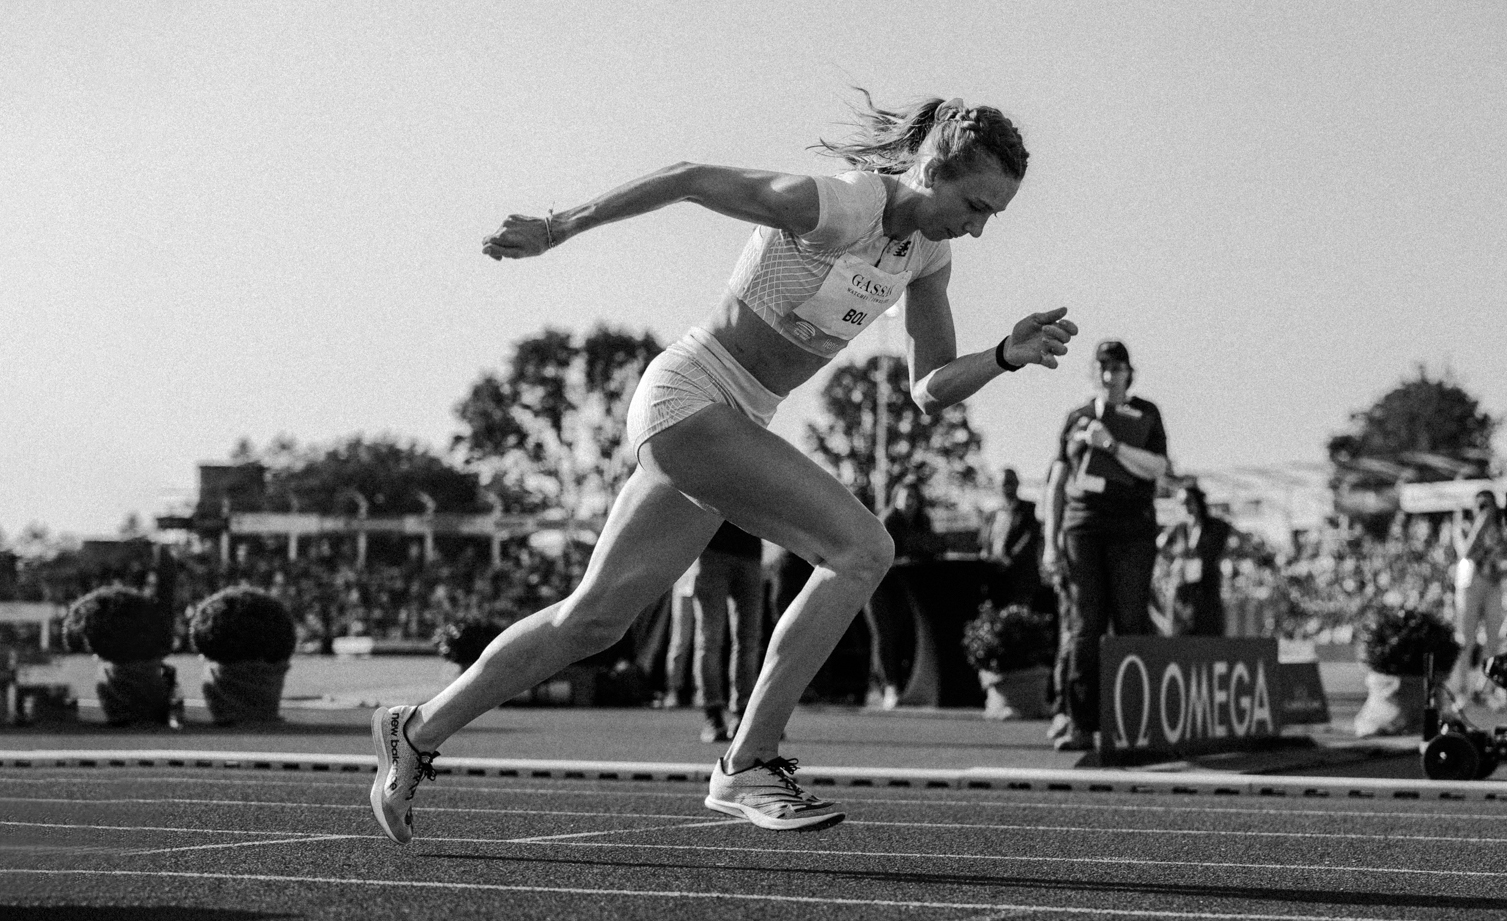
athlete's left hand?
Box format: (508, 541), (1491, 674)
(1004, 307), (1078, 369)
(483, 214), (552, 260)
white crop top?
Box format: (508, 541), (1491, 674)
(726, 171), (952, 357)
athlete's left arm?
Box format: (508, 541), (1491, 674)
(901, 264), (1077, 415)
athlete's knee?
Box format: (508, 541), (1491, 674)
(823, 516), (894, 585)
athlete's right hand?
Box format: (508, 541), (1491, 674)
(483, 214), (551, 260)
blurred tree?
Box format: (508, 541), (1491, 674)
(12, 522), (77, 560)
(237, 434), (486, 516)
(7, 523), (84, 603)
(1327, 366), (1497, 480)
(453, 325), (662, 518)
(118, 512), (146, 539)
(806, 354), (984, 511)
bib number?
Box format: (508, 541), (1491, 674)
(791, 253), (910, 340)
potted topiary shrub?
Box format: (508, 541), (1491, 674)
(63, 585), (175, 726)
(189, 586), (297, 726)
(1353, 602), (1459, 738)
(961, 601), (1057, 720)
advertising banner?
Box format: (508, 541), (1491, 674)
(1398, 479), (1506, 515)
(1099, 637), (1287, 764)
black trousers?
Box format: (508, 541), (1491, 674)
(1053, 528), (1157, 733)
(864, 569), (917, 690)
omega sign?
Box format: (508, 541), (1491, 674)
(1099, 637), (1283, 762)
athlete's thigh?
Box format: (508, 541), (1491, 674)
(639, 405), (883, 566)
(572, 465), (724, 614)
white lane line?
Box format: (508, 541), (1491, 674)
(3, 820), (331, 838)
(124, 834), (361, 857)
(519, 839), (1507, 880)
(505, 818), (742, 843)
(5, 797), (1501, 846)
(851, 819), (1507, 845)
(0, 868), (1411, 921)
(10, 816), (1505, 880)
(8, 776), (1504, 823)
(10, 817), (1502, 883)
(0, 797), (697, 822)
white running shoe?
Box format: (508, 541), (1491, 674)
(704, 756), (845, 831)
(369, 705), (440, 844)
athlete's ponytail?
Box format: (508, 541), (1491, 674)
(812, 89), (1028, 181)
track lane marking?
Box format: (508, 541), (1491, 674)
(3, 820), (336, 838)
(7, 776), (1504, 822)
(513, 838), (1507, 880)
(505, 818), (743, 843)
(123, 833), (361, 857)
(0, 796), (700, 822)
(5, 797), (1504, 845)
(0, 868), (1417, 920)
(9, 817), (1507, 879)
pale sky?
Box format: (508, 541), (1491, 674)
(4, 2), (1505, 539)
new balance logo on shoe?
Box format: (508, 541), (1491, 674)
(370, 705), (440, 845)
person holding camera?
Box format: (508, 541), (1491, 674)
(1041, 339), (1169, 751)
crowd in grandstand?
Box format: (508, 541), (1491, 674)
(3, 501), (1466, 663)
(1213, 515), (1454, 644)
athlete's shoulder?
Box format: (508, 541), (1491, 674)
(828, 169), (885, 195)
(802, 170), (885, 249)
(820, 170), (886, 214)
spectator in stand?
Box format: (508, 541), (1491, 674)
(1042, 339), (1169, 751)
(979, 466), (1041, 608)
(1452, 490), (1505, 702)
(865, 478), (941, 709)
(1158, 483), (1233, 636)
(689, 522), (767, 742)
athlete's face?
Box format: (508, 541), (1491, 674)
(919, 161), (1020, 242)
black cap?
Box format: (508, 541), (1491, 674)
(1094, 339), (1132, 367)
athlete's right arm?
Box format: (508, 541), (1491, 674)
(483, 163), (819, 260)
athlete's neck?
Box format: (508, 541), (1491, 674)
(879, 173), (925, 239)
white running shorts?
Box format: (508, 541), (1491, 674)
(625, 327), (783, 458)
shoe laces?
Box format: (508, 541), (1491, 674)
(759, 757), (804, 796)
(412, 749), (440, 784)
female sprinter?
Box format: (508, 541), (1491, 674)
(370, 93), (1078, 840)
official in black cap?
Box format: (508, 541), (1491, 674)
(1041, 339), (1170, 751)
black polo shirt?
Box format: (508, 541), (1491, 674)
(1057, 396), (1167, 536)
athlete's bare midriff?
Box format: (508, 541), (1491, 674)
(702, 291), (834, 397)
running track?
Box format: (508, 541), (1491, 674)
(5, 757), (1507, 920)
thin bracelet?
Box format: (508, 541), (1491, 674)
(543, 211), (556, 250)
(994, 336), (1024, 372)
